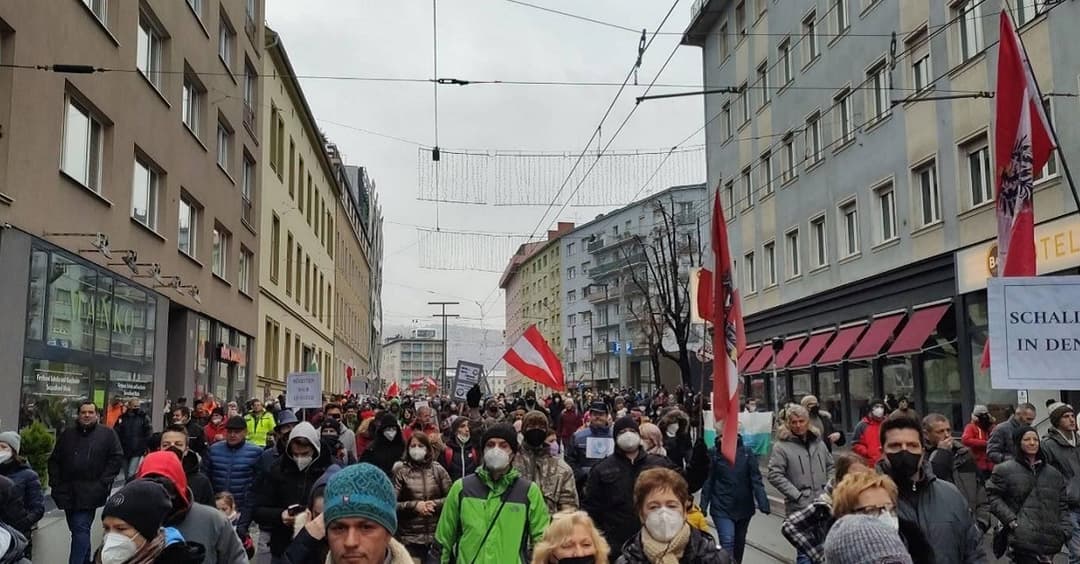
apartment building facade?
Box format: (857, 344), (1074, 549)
(381, 332), (445, 389)
(683, 0), (1080, 431)
(257, 28), (336, 398)
(499, 241), (544, 394)
(332, 159), (375, 395)
(0, 0), (264, 432)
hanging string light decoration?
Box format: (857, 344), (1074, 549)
(416, 228), (531, 272)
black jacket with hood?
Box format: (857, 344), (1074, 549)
(358, 413), (405, 478)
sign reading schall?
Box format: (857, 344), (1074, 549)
(988, 276), (1080, 390)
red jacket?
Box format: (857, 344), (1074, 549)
(204, 421), (226, 445)
(961, 421), (994, 472)
(852, 415), (883, 465)
(557, 408), (583, 439)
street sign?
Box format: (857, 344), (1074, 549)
(626, 341), (633, 355)
(452, 360), (484, 401)
(286, 372), (322, 409)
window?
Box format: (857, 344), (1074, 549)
(811, 215), (827, 267)
(755, 0), (767, 17)
(781, 133), (796, 182)
(285, 232), (294, 295)
(242, 153), (255, 225)
(744, 251), (757, 293)
(567, 242), (575, 256)
(757, 61), (770, 107)
(304, 256), (311, 310)
(722, 102), (733, 140)
(908, 29), (931, 92)
(914, 160), (940, 226)
(136, 13), (164, 89)
(567, 290), (576, 301)
(270, 215), (280, 283)
(779, 39), (793, 85)
(806, 112), (822, 164)
(178, 195), (198, 257)
(182, 73), (202, 136)
(764, 242), (777, 287)
(839, 200), (859, 257)
(186, 0), (202, 18)
(61, 96), (104, 192)
(760, 151), (774, 195)
(876, 183), (897, 242)
(964, 137), (993, 207)
(1016, 0), (1045, 26)
(803, 11), (819, 63)
(568, 314), (576, 326)
(567, 267), (576, 280)
(216, 120), (232, 171)
(83, 0), (107, 23)
(739, 83), (750, 125)
(735, 1), (746, 37)
(868, 60), (890, 121)
(956, 0), (983, 62)
(786, 229), (801, 278)
(239, 247), (253, 294)
(718, 23), (729, 61)
(243, 62), (257, 130)
(741, 167), (753, 209)
(833, 0), (849, 34)
(212, 226), (229, 279)
(131, 157), (159, 230)
(218, 14), (234, 70)
(835, 88), (854, 143)
(724, 181), (735, 214)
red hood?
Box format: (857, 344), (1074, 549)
(137, 450), (191, 506)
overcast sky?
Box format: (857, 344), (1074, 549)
(265, 0), (705, 333)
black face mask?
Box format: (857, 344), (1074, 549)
(886, 450), (922, 482)
(558, 557), (596, 564)
(809, 406), (820, 416)
(977, 414), (992, 427)
(523, 428), (547, 448)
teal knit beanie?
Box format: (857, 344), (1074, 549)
(323, 463), (397, 534)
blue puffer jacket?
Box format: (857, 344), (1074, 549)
(203, 440), (263, 515)
(701, 435), (770, 521)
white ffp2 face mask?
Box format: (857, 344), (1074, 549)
(617, 431), (641, 452)
(876, 511), (900, 531)
(383, 428), (398, 442)
(293, 455), (313, 471)
(666, 424), (679, 438)
(644, 507), (684, 542)
(100, 532), (139, 564)
(483, 447), (510, 471)
(409, 446), (428, 462)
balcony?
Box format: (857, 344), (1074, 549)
(587, 284), (621, 304)
(589, 251), (647, 279)
(682, 0), (723, 47)
(675, 212), (696, 225)
(586, 238), (606, 253)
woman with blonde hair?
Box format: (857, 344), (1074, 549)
(638, 423), (667, 457)
(532, 511), (611, 564)
(829, 471), (933, 564)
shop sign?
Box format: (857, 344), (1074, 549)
(988, 276), (1080, 390)
(216, 343), (246, 366)
(956, 214), (1080, 294)
(30, 368), (87, 398)
(286, 372), (322, 409)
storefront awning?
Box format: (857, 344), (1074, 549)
(887, 304), (952, 356)
(817, 324), (867, 364)
(774, 337), (806, 369)
(849, 313), (906, 360)
(789, 331), (835, 368)
(737, 346), (761, 372)
(745, 345), (774, 374)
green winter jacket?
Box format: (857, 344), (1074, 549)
(434, 466), (550, 564)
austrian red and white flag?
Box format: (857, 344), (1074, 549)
(503, 325), (566, 391)
(710, 188), (746, 466)
(981, 11), (1056, 370)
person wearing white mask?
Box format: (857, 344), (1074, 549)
(0, 431), (43, 553)
(433, 423), (550, 564)
(614, 468), (730, 564)
(359, 413), (406, 478)
(97, 479), (207, 564)
(392, 432), (452, 560)
(584, 417), (676, 559)
(251, 421), (332, 561)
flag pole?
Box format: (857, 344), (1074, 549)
(1002, 3), (1080, 212)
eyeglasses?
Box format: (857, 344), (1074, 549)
(853, 504), (895, 517)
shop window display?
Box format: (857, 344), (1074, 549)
(848, 364), (874, 426)
(20, 359), (92, 432)
(791, 372), (812, 405)
(817, 369), (843, 429)
(967, 295), (1015, 423)
(923, 350), (962, 430)
(883, 359), (914, 408)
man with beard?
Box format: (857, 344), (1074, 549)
(48, 401), (124, 564)
(136, 451), (248, 563)
(877, 416), (984, 564)
(923, 413), (990, 533)
(567, 402), (614, 497)
(160, 424), (214, 506)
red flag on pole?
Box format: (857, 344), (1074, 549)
(710, 188), (746, 466)
(503, 325), (566, 391)
(386, 381), (400, 398)
(697, 268), (714, 321)
(981, 11), (1056, 369)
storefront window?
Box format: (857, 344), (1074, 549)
(93, 276), (113, 355)
(924, 350), (962, 430)
(234, 335), (249, 402)
(26, 251), (47, 341)
(106, 370), (154, 413)
(848, 364), (874, 425)
(145, 300), (157, 361)
(883, 359), (914, 405)
(791, 371), (812, 405)
(111, 281), (148, 362)
(968, 294), (1015, 422)
(20, 359), (92, 433)
(750, 375), (768, 406)
(48, 255), (97, 352)
(818, 369), (843, 429)
(195, 317), (210, 396)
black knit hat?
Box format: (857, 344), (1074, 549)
(225, 415), (246, 430)
(102, 480), (172, 541)
(613, 416), (640, 437)
(481, 423), (519, 453)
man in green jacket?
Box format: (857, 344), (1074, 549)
(435, 423), (550, 564)
(245, 399), (276, 447)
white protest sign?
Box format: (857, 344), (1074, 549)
(988, 276), (1080, 390)
(585, 437), (615, 459)
(286, 372), (323, 409)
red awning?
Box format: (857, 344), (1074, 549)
(774, 337), (807, 369)
(737, 346), (761, 372)
(745, 345), (774, 374)
(849, 313), (906, 360)
(817, 324), (867, 364)
(887, 304), (952, 356)
(790, 331), (835, 368)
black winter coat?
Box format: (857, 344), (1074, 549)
(358, 414), (404, 478)
(47, 423), (123, 510)
(987, 456), (1070, 558)
(180, 450), (214, 506)
(615, 527), (731, 564)
(439, 439), (478, 483)
(1040, 427), (1080, 508)
(0, 460), (44, 535)
(184, 420), (208, 457)
(252, 448), (333, 556)
(114, 408), (152, 457)
(583, 449), (676, 558)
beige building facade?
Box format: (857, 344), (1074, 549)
(332, 159), (375, 396)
